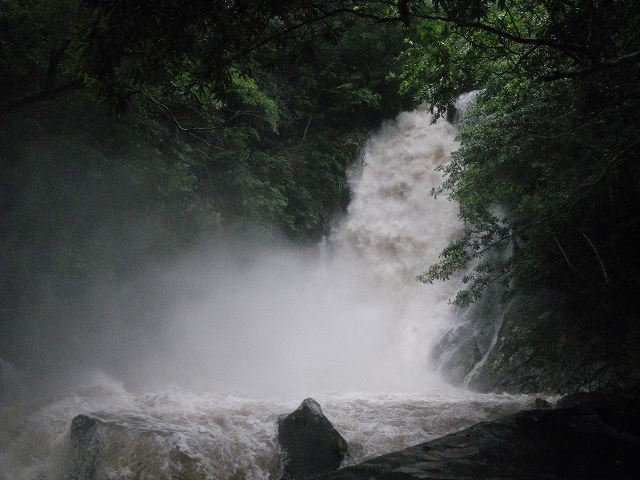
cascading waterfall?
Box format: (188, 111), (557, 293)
(0, 107), (536, 480)
(105, 106), (465, 396)
(330, 107), (463, 380)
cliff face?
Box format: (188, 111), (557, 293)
(435, 289), (640, 394)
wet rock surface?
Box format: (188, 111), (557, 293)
(65, 415), (101, 480)
(64, 414), (206, 480)
(278, 398), (348, 479)
(319, 394), (640, 479)
(534, 397), (552, 409)
(432, 285), (505, 387)
(438, 289), (640, 394)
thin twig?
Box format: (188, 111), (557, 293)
(301, 116), (312, 144)
(581, 231), (610, 284)
(553, 232), (584, 280)
(143, 90), (225, 150)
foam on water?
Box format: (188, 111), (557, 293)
(0, 107), (526, 479)
(0, 376), (541, 479)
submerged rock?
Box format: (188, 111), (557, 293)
(278, 398), (348, 479)
(319, 395), (640, 479)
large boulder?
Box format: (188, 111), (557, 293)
(278, 398), (348, 479)
(319, 395), (640, 479)
(64, 415), (101, 480)
(64, 414), (206, 480)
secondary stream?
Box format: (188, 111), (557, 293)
(0, 108), (537, 479)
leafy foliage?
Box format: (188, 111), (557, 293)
(0, 1), (412, 280)
(2, 0), (640, 311)
(408, 2), (640, 304)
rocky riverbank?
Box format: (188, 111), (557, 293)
(59, 392), (639, 479)
(434, 288), (640, 394)
(320, 392), (640, 479)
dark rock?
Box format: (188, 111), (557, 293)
(64, 414), (205, 480)
(431, 325), (483, 385)
(65, 415), (101, 480)
(319, 395), (640, 479)
(445, 103), (458, 124)
(534, 397), (552, 409)
(556, 391), (618, 409)
(438, 285), (640, 395)
(555, 392), (640, 438)
(169, 447), (207, 480)
(432, 284), (507, 387)
(278, 398), (348, 479)
(466, 291), (585, 394)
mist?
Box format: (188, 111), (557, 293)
(1, 108), (462, 401)
(0, 107), (544, 480)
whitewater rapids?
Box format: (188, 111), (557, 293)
(0, 377), (538, 479)
(0, 107), (540, 479)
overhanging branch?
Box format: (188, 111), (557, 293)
(0, 79), (83, 116)
(0, 40), (81, 116)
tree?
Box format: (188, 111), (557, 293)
(402, 1), (640, 305)
(4, 0), (640, 303)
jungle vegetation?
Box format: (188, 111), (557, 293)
(1, 0), (639, 315)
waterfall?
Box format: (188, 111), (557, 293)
(327, 107), (464, 386)
(135, 107), (466, 395)
(0, 107), (544, 480)
(2, 108), (466, 398)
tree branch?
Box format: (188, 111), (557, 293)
(0, 40), (81, 116)
(319, 6), (589, 54)
(540, 50), (640, 81)
(468, 137), (640, 258)
(143, 90), (225, 150)
(581, 231), (610, 285)
(553, 232), (584, 280)
(0, 79), (83, 116)
(240, 5), (586, 62)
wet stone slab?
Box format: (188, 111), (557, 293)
(319, 393), (640, 480)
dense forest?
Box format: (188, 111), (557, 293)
(2, 0), (640, 390)
(3, 0), (639, 301)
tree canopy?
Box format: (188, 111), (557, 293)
(402, 1), (640, 305)
(1, 0), (639, 308)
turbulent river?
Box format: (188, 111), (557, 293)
(0, 382), (536, 479)
(0, 106), (540, 479)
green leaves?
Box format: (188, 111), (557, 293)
(417, 40), (640, 303)
(230, 70), (282, 133)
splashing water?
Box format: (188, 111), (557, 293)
(0, 108), (540, 479)
(328, 107), (463, 388)
(0, 375), (539, 480)
(100, 107), (463, 396)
